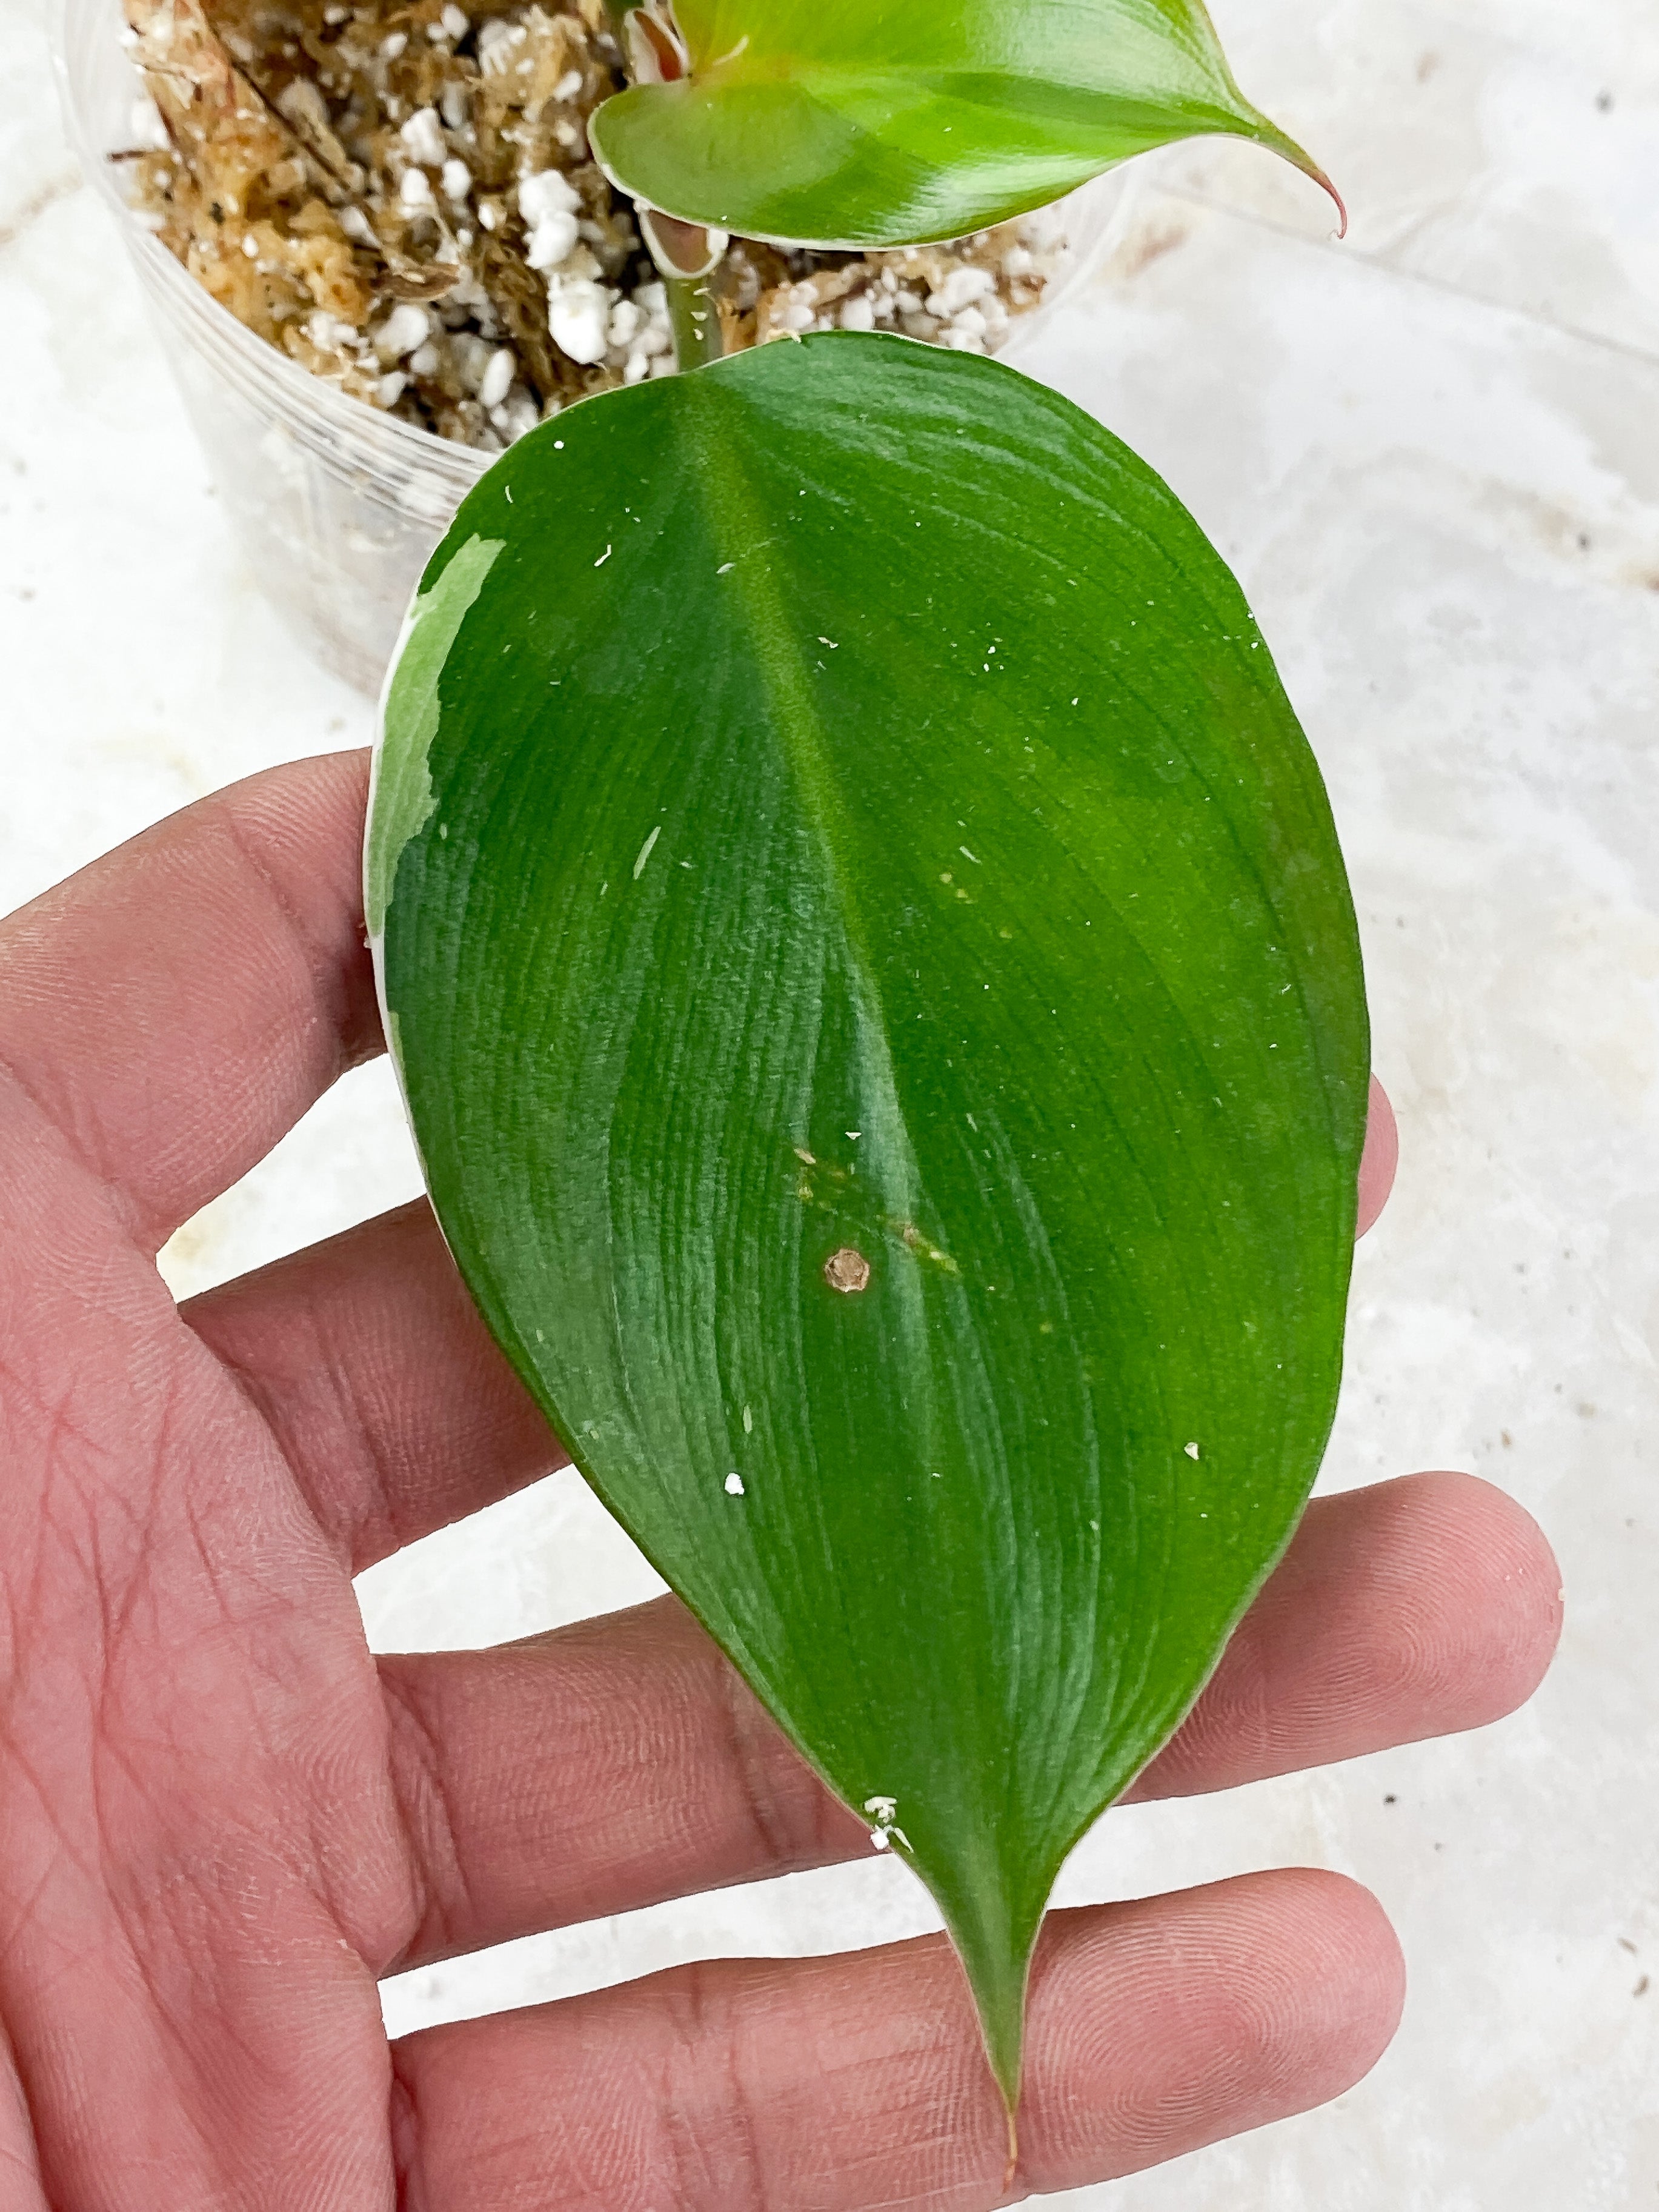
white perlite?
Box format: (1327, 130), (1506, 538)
(125, 0), (1066, 450)
(399, 106), (448, 169)
(546, 276), (612, 367)
(374, 304), (430, 362)
(477, 346), (516, 408)
(516, 166), (670, 379)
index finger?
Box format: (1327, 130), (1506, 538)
(0, 751), (379, 1250)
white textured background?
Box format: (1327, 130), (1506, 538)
(4, 0), (1657, 2202)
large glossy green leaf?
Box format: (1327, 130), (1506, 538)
(368, 333), (1368, 2108)
(588, 0), (1339, 248)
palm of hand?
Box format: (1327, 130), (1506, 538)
(0, 756), (1558, 2211)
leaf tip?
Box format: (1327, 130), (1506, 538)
(1002, 2103), (1020, 2197)
(1312, 163), (1349, 239)
(1238, 92), (1347, 238)
(1268, 127), (1348, 237)
(951, 1913), (1034, 2142)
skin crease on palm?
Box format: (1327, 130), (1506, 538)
(0, 751), (1560, 2212)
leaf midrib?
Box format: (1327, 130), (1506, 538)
(680, 367), (920, 1215)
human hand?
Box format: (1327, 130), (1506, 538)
(0, 755), (1558, 2210)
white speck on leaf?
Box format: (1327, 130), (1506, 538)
(724, 1472), (745, 1496)
(504, 485), (513, 503)
(742, 1406), (753, 1433)
(1184, 1441), (1201, 1460)
(717, 561), (734, 574)
(633, 826), (661, 878)
(595, 544), (612, 566)
(863, 1796), (910, 1851)
(959, 846), (979, 863)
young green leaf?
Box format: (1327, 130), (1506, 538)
(369, 333), (1368, 2111)
(589, 0), (1340, 248)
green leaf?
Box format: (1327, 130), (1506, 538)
(370, 333), (1368, 2108)
(589, 0), (1340, 248)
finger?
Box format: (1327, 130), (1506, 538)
(1124, 1469), (1561, 1802)
(389, 1868), (1403, 2212)
(186, 1200), (564, 1571)
(1357, 1074), (1397, 1237)
(377, 1470), (1559, 1970)
(0, 751), (379, 1249)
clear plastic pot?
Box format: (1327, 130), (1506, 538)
(53, 0), (1128, 694)
(54, 0), (491, 693)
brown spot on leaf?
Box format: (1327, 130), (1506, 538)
(825, 1246), (871, 1294)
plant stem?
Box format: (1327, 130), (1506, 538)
(666, 270), (725, 370)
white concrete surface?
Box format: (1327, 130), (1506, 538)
(2, 0), (1656, 2202)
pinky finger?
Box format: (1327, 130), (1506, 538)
(390, 1868), (1403, 2212)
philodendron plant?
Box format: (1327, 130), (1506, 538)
(366, 0), (1364, 2153)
